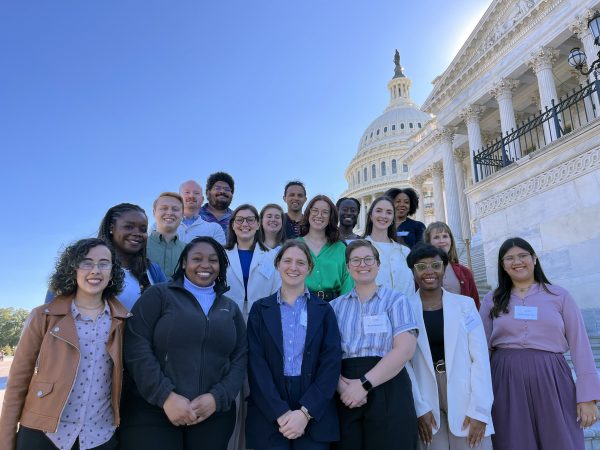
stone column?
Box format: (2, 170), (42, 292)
(490, 78), (521, 160)
(453, 148), (471, 240)
(359, 196), (367, 232)
(574, 70), (596, 124)
(438, 129), (464, 247)
(570, 11), (600, 113)
(430, 162), (446, 222)
(459, 104), (485, 183)
(527, 47), (560, 143)
(411, 174), (426, 223)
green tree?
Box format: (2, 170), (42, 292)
(0, 307), (30, 347)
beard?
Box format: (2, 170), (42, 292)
(209, 195), (232, 210)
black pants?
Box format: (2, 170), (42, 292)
(119, 401), (236, 450)
(332, 357), (418, 450)
(16, 426), (117, 450)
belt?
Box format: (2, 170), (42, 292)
(311, 290), (339, 301)
(435, 359), (446, 374)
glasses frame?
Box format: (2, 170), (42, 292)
(77, 261), (113, 271)
(413, 261), (444, 273)
(501, 253), (532, 263)
(233, 216), (258, 225)
(349, 256), (377, 267)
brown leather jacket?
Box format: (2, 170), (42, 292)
(0, 295), (130, 450)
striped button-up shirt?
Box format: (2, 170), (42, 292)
(278, 290), (309, 376)
(46, 302), (114, 450)
(330, 286), (417, 358)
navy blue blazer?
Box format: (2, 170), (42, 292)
(246, 292), (342, 447)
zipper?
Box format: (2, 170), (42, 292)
(49, 331), (80, 433)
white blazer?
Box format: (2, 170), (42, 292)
(366, 236), (415, 299)
(226, 245), (281, 319)
(406, 289), (494, 437)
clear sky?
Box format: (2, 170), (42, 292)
(0, 0), (490, 310)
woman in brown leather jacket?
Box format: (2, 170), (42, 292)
(0, 238), (128, 450)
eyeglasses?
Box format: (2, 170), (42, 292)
(212, 185), (232, 193)
(349, 256), (377, 267)
(234, 216), (257, 225)
(309, 207), (330, 217)
(502, 253), (532, 263)
(413, 261), (444, 272)
(77, 261), (112, 271)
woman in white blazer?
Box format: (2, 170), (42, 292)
(224, 204), (281, 321)
(405, 243), (494, 450)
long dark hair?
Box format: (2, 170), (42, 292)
(490, 237), (552, 319)
(97, 203), (151, 293)
(224, 204), (268, 251)
(257, 203), (286, 249)
(49, 238), (125, 300)
(362, 196), (397, 242)
(172, 237), (230, 294)
(300, 195), (340, 244)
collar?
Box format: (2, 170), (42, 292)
(45, 295), (131, 319)
(347, 285), (383, 303)
(71, 300), (111, 320)
(276, 288), (310, 305)
(151, 230), (179, 243)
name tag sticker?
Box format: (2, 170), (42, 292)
(464, 313), (480, 332)
(514, 305), (538, 320)
(300, 309), (308, 327)
(363, 314), (389, 334)
(397, 231), (409, 237)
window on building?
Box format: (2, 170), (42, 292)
(392, 159), (397, 174)
(400, 123), (405, 129)
(371, 164), (376, 179)
(376, 129), (380, 136)
(418, 122), (422, 128)
(357, 171), (360, 183)
(381, 161), (386, 176)
(392, 124), (396, 130)
(409, 123), (413, 129)
(384, 126), (388, 132)
(403, 163), (409, 172)
(370, 132), (373, 138)
(364, 167), (367, 181)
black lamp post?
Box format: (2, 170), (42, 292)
(569, 11), (600, 75)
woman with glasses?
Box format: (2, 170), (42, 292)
(479, 237), (600, 450)
(331, 240), (419, 450)
(1, 238), (128, 450)
(406, 243), (493, 450)
(258, 203), (286, 250)
(246, 240), (341, 450)
(383, 188), (425, 249)
(363, 196), (414, 300)
(120, 237), (247, 450)
(299, 195), (353, 302)
(424, 222), (479, 309)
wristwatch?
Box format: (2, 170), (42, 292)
(360, 375), (373, 392)
(300, 405), (313, 420)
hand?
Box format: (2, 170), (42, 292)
(278, 409), (308, 439)
(418, 411), (437, 445)
(337, 376), (350, 395)
(163, 392), (197, 426)
(190, 393), (217, 424)
(462, 416), (486, 448)
(577, 401), (599, 429)
(339, 378), (368, 409)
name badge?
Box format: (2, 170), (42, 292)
(363, 314), (389, 334)
(514, 305), (538, 320)
(300, 309), (308, 327)
(397, 231), (409, 237)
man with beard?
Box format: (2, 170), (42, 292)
(282, 180), (307, 239)
(200, 172), (235, 235)
(336, 197), (361, 241)
(178, 179), (225, 244)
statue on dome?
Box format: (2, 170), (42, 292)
(393, 49), (405, 78)
(394, 49), (400, 66)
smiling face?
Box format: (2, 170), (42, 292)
(283, 185), (307, 213)
(179, 181), (203, 217)
(370, 199), (394, 233)
(183, 241), (220, 287)
(501, 246), (536, 285)
(393, 193), (411, 221)
(277, 246), (310, 289)
(232, 208), (259, 242)
(412, 255), (445, 292)
(154, 196), (183, 234)
(262, 207), (283, 234)
(347, 245), (380, 285)
(110, 210), (148, 256)
(308, 200), (330, 231)
(75, 245), (113, 302)
(429, 228), (452, 255)
(207, 181), (233, 211)
(338, 199), (359, 229)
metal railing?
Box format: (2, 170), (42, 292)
(473, 77), (600, 182)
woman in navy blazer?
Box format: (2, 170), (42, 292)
(246, 240), (342, 450)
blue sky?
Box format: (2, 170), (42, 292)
(0, 0), (490, 309)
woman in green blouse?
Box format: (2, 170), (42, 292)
(299, 195), (353, 301)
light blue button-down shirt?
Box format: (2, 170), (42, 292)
(277, 289), (309, 376)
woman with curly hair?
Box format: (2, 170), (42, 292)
(384, 188), (425, 249)
(0, 238), (129, 450)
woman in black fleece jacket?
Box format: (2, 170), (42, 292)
(120, 237), (247, 450)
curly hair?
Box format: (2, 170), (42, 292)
(49, 238), (124, 300)
(384, 187), (420, 216)
(172, 237), (230, 294)
(97, 203), (152, 293)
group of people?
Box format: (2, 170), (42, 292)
(1, 172), (599, 450)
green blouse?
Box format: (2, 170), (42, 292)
(300, 238), (354, 295)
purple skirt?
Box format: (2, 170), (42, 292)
(490, 348), (584, 450)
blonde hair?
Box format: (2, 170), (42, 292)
(424, 221), (458, 263)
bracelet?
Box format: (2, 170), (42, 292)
(300, 405), (312, 420)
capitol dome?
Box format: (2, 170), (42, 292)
(342, 50), (433, 231)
